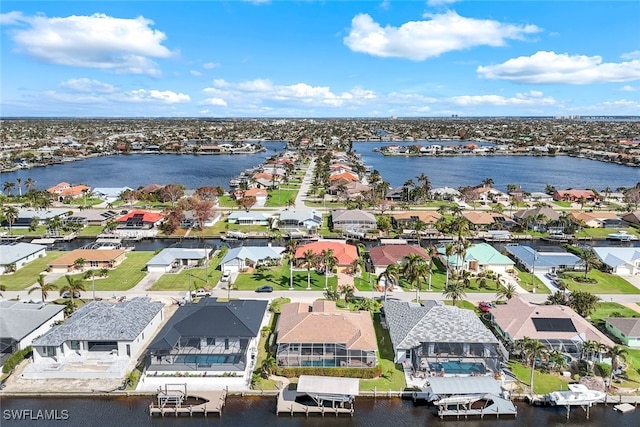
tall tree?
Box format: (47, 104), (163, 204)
(285, 239), (298, 290)
(60, 275), (86, 307)
(579, 248), (600, 279)
(402, 253), (426, 291)
(16, 178), (22, 196)
(3, 205), (19, 235)
(607, 345), (628, 390)
(523, 337), (547, 396)
(569, 290), (600, 318)
(442, 281), (466, 307)
(28, 274), (57, 302)
(302, 249), (316, 290)
(320, 249), (338, 290)
(495, 283), (518, 301)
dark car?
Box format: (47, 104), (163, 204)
(62, 291), (81, 298)
(255, 286), (273, 293)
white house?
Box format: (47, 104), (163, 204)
(26, 298), (164, 379)
(0, 242), (46, 274)
(593, 247), (640, 275)
(0, 301), (65, 369)
(227, 211), (274, 225)
(277, 210), (322, 231)
(146, 247), (213, 273)
(220, 245), (285, 273)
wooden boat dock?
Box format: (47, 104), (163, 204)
(149, 384), (227, 417)
(277, 375), (357, 417)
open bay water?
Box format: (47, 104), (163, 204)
(2, 396), (640, 426)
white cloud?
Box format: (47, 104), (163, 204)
(2, 12), (175, 76)
(0, 11), (24, 25)
(203, 62), (220, 69)
(621, 85), (637, 92)
(58, 78), (117, 93)
(190, 70), (203, 77)
(621, 50), (640, 60)
(124, 89), (190, 104)
(201, 98), (227, 107)
(343, 11), (540, 60)
(449, 92), (556, 106)
(477, 51), (640, 84)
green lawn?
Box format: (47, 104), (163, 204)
(576, 227), (640, 239)
(233, 264), (337, 291)
(218, 195), (237, 207)
(553, 201), (572, 208)
(2, 226), (51, 236)
(1, 252), (64, 291)
(52, 251), (156, 292)
(590, 302), (640, 323)
(616, 348), (640, 389)
(77, 225), (105, 236)
(265, 189), (298, 207)
(149, 267), (220, 291)
(516, 267), (549, 293)
(508, 361), (570, 394)
(360, 313), (406, 391)
(559, 270), (640, 294)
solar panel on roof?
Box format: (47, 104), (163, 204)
(532, 317), (577, 332)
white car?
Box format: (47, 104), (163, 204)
(191, 289), (212, 298)
(221, 270), (232, 282)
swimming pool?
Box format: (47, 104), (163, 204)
(429, 361), (486, 375)
(301, 360), (337, 367)
(174, 355), (238, 365)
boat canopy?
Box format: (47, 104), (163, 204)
(424, 376), (502, 396)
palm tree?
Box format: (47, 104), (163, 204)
(285, 239), (298, 290)
(3, 181), (16, 196)
(25, 177), (36, 193)
(607, 345), (628, 390)
(412, 219), (427, 248)
(28, 274), (57, 302)
(59, 275), (86, 306)
(16, 178), (22, 196)
(378, 263), (399, 302)
(442, 281), (466, 307)
(321, 249), (338, 290)
(547, 349), (568, 373)
(495, 283), (518, 301)
(579, 249), (599, 279)
(402, 253), (426, 291)
(482, 177), (494, 188)
(523, 337), (547, 397)
(302, 249), (316, 290)
(3, 205), (19, 235)
(444, 243), (455, 286)
(73, 258), (86, 271)
(426, 246), (438, 291)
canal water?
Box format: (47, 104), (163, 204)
(2, 396), (639, 426)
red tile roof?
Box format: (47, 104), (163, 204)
(117, 210), (164, 223)
(295, 241), (358, 266)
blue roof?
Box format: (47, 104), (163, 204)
(505, 245), (581, 269)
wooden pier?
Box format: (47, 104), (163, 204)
(149, 388), (227, 417)
(276, 387), (354, 417)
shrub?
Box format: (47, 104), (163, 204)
(2, 346), (32, 374)
(277, 366), (383, 379)
(595, 362), (612, 378)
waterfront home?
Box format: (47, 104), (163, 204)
(512, 207), (560, 230)
(568, 211), (622, 228)
(622, 211), (640, 225)
(275, 301), (378, 368)
(528, 192), (554, 203)
(504, 245), (582, 275)
(295, 240), (359, 267)
(438, 243), (515, 275)
(9, 208), (70, 228)
(431, 186), (461, 201)
(604, 318), (640, 347)
(65, 208), (119, 227)
(489, 297), (615, 357)
(233, 188), (268, 207)
(553, 189), (598, 203)
(227, 211), (274, 226)
(392, 211), (442, 228)
(46, 182), (91, 202)
(277, 210), (322, 231)
(470, 185), (509, 204)
(0, 301), (65, 367)
(369, 244), (429, 275)
(384, 300), (503, 376)
(592, 247), (640, 275)
(0, 242), (46, 274)
(330, 181), (371, 198)
(92, 187), (133, 203)
(330, 209), (377, 233)
(26, 297), (164, 379)
(462, 212), (512, 231)
(220, 245), (285, 273)
(48, 248), (127, 273)
(142, 298), (268, 391)
(117, 210), (164, 229)
(146, 247), (213, 274)
(328, 172), (359, 186)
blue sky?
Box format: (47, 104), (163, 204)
(1, 1), (639, 117)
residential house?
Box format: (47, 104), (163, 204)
(384, 300), (503, 375)
(227, 211), (274, 226)
(462, 212), (512, 231)
(0, 242), (46, 274)
(47, 182), (91, 202)
(490, 297), (614, 357)
(27, 297), (164, 379)
(275, 301), (378, 368)
(331, 209), (377, 233)
(65, 209), (119, 227)
(142, 298), (268, 391)
(392, 211), (442, 228)
(593, 247), (640, 275)
(295, 240), (359, 267)
(220, 245), (285, 273)
(117, 210), (164, 230)
(470, 185), (509, 204)
(146, 247), (213, 273)
(622, 211), (640, 225)
(369, 244), (429, 275)
(438, 242), (515, 275)
(0, 301), (65, 367)
(233, 188), (268, 207)
(328, 172), (359, 186)
(9, 208), (69, 228)
(505, 245), (582, 275)
(48, 248), (127, 273)
(512, 207), (561, 230)
(92, 187), (133, 204)
(431, 187), (461, 201)
(604, 318), (640, 347)
(330, 181), (371, 198)
(569, 211), (621, 228)
(277, 210), (322, 231)
(553, 189), (598, 203)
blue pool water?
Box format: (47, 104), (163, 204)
(429, 361), (485, 375)
(301, 360), (337, 367)
(174, 355), (236, 365)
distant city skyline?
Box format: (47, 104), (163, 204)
(1, 1), (639, 118)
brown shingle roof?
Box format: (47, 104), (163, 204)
(369, 244), (428, 267)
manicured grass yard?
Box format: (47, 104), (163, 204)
(508, 361), (570, 394)
(590, 302), (639, 323)
(53, 251), (156, 291)
(233, 264), (337, 291)
(516, 267), (548, 293)
(1, 251), (63, 291)
(149, 267), (220, 292)
(559, 270), (640, 294)
(360, 313), (406, 391)
(78, 225), (106, 236)
(576, 227), (639, 239)
(265, 189), (298, 207)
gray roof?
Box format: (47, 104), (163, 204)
(32, 297), (164, 346)
(0, 301), (65, 341)
(17, 208), (69, 221)
(297, 375), (359, 397)
(227, 211), (273, 221)
(279, 210), (321, 224)
(604, 317), (640, 338)
(221, 246), (285, 265)
(425, 376), (502, 395)
(0, 242), (46, 266)
(332, 209), (376, 223)
(384, 300), (498, 350)
(93, 187), (133, 198)
(147, 247), (211, 267)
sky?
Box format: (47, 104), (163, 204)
(1, 1), (639, 118)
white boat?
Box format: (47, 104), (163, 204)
(607, 231), (638, 241)
(546, 384), (605, 406)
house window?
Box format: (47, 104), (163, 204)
(70, 341), (80, 350)
(46, 346), (56, 357)
(90, 261), (99, 267)
(224, 339), (229, 350)
(207, 338), (216, 346)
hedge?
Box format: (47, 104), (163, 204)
(3, 346), (32, 374)
(277, 365), (382, 379)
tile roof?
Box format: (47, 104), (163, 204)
(117, 210), (164, 223)
(439, 243), (514, 267)
(384, 300), (498, 350)
(276, 301), (377, 351)
(32, 297), (164, 346)
(48, 248), (126, 266)
(295, 240), (358, 266)
(369, 244), (428, 267)
(392, 211), (442, 223)
(147, 247), (212, 267)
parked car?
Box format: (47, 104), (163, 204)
(221, 270), (232, 282)
(255, 286), (273, 293)
(191, 288), (212, 298)
(478, 301), (492, 313)
(62, 291), (81, 298)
